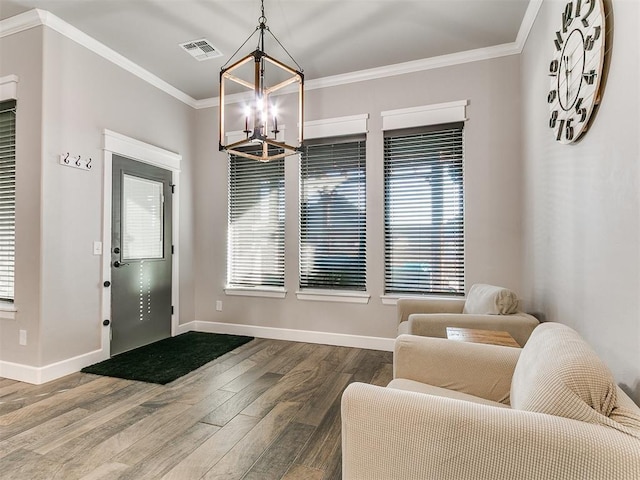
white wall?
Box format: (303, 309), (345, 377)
(0, 25), (196, 370)
(521, 0), (640, 404)
(193, 54), (525, 341)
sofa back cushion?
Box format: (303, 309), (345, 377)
(462, 284), (519, 315)
(510, 323), (639, 435)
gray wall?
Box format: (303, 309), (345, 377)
(0, 27), (44, 366)
(194, 54), (525, 339)
(521, 0), (640, 403)
(0, 25), (196, 367)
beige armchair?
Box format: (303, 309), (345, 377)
(342, 323), (640, 479)
(397, 284), (539, 346)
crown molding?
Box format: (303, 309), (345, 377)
(2, 3), (543, 111)
(194, 42), (521, 110)
(515, 0), (544, 51)
(0, 9), (198, 108)
(0, 8), (43, 38)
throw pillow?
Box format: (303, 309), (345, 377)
(462, 283), (519, 315)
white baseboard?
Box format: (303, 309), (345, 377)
(0, 347), (108, 385)
(0, 322), (393, 385)
(191, 321), (395, 352)
(175, 321), (196, 335)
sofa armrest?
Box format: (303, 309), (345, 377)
(394, 334), (520, 403)
(408, 311), (539, 346)
(396, 297), (465, 324)
(341, 383), (640, 480)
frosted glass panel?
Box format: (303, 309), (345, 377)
(122, 174), (163, 260)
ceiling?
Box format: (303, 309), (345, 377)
(0, 0), (532, 101)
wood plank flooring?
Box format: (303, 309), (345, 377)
(0, 338), (393, 479)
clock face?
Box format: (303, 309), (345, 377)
(548, 0), (606, 144)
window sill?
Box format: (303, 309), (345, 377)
(224, 286), (287, 299)
(0, 301), (17, 320)
(297, 289), (370, 304)
(381, 294), (464, 306)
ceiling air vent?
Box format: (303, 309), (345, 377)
(179, 39), (222, 61)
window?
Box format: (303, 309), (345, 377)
(122, 174), (164, 260)
(227, 151), (285, 288)
(299, 135), (366, 290)
(384, 122), (464, 295)
(0, 100), (16, 302)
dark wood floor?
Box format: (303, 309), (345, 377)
(0, 338), (393, 479)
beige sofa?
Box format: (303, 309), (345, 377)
(342, 322), (640, 479)
(397, 284), (539, 346)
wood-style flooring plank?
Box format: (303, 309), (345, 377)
(221, 341), (305, 393)
(116, 421), (220, 479)
(77, 462), (129, 480)
(67, 400), (192, 472)
(30, 383), (161, 455)
(201, 400), (302, 480)
(281, 463), (325, 480)
(0, 338), (393, 480)
(296, 398), (343, 475)
(202, 371), (283, 427)
(242, 421), (316, 480)
(0, 407), (90, 460)
(294, 371), (352, 427)
(240, 344), (335, 419)
(161, 413), (260, 480)
(112, 388), (234, 466)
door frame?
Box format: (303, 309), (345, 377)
(101, 129), (181, 359)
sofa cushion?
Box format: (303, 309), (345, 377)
(511, 322), (618, 426)
(462, 284), (519, 315)
(388, 378), (509, 409)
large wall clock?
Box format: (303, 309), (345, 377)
(547, 0), (606, 144)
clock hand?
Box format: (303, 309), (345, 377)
(564, 55), (569, 104)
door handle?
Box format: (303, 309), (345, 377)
(113, 260), (130, 268)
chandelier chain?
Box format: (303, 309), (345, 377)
(221, 0), (303, 73)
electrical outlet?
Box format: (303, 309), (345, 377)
(19, 329), (27, 346)
(216, 300), (223, 312)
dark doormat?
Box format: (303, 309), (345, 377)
(81, 332), (254, 384)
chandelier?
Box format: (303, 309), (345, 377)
(219, 0), (304, 162)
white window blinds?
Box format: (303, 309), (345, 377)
(384, 122), (464, 295)
(0, 100), (16, 302)
(228, 152), (285, 288)
(300, 135), (366, 290)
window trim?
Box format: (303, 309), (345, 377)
(297, 114), (370, 296)
(383, 121), (465, 296)
(381, 100), (468, 131)
(0, 79), (18, 308)
(299, 133), (367, 292)
(227, 147), (286, 289)
(224, 286), (287, 299)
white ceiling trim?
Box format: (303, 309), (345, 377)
(0, 9), (199, 108)
(515, 0), (543, 50)
(1, 2), (544, 111)
(194, 42), (521, 110)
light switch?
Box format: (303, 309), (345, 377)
(93, 241), (103, 255)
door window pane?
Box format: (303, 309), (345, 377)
(122, 174), (163, 260)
